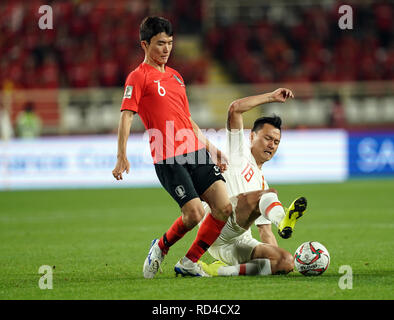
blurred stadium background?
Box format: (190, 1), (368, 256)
(0, 0), (393, 188)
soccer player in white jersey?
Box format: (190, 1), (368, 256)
(198, 88), (308, 276)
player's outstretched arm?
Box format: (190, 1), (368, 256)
(227, 88), (294, 130)
(112, 110), (134, 180)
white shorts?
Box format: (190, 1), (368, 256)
(203, 199), (262, 266)
(208, 231), (261, 266)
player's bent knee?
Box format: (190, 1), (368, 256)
(220, 203), (234, 219)
(182, 206), (205, 228)
(211, 202), (233, 221)
(222, 203), (233, 217)
(236, 192), (261, 217)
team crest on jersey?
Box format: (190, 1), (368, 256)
(173, 74), (185, 86)
(123, 85), (133, 99)
(175, 185), (186, 199)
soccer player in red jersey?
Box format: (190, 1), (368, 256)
(112, 17), (233, 277)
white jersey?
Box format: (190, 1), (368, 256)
(224, 127), (271, 226)
(201, 127), (272, 265)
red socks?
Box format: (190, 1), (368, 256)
(157, 213), (227, 262)
(158, 216), (189, 255)
(185, 213), (226, 262)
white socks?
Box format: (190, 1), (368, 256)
(217, 259), (272, 276)
(258, 192), (285, 227)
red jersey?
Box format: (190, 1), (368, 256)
(121, 63), (203, 163)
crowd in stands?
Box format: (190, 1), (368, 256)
(206, 1), (393, 83)
(0, 0), (149, 89)
(0, 0), (392, 90)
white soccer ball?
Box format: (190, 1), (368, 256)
(294, 241), (330, 276)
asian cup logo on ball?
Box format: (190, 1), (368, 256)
(294, 241), (330, 276)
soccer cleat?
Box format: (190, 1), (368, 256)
(197, 260), (227, 276)
(278, 197), (307, 239)
(174, 257), (211, 277)
(143, 239), (165, 279)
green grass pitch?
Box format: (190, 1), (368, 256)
(0, 179), (393, 300)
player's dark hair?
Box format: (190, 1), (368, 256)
(139, 16), (173, 43)
(252, 115), (282, 133)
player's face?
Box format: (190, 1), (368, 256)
(143, 32), (173, 66)
(250, 124), (281, 164)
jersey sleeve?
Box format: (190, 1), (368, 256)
(120, 70), (145, 113)
(225, 127), (247, 165)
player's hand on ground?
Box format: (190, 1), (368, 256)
(270, 88), (294, 103)
(112, 157), (130, 180)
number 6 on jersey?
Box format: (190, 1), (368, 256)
(154, 80), (166, 96)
